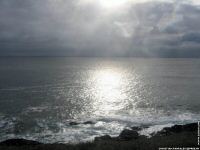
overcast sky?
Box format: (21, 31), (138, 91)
(0, 0), (200, 57)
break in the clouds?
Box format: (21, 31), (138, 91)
(0, 0), (200, 57)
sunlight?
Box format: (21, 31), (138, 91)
(80, 0), (164, 10)
(98, 0), (128, 9)
(79, 0), (133, 10)
(89, 69), (127, 116)
(96, 70), (121, 87)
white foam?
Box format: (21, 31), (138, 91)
(0, 111), (200, 143)
(139, 124), (174, 137)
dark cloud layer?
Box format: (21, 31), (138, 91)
(0, 0), (200, 57)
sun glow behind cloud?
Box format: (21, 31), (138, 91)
(79, 0), (175, 10)
(98, 0), (129, 9)
(80, 0), (200, 12)
(79, 0), (132, 11)
(0, 0), (200, 56)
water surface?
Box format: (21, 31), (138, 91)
(0, 57), (200, 143)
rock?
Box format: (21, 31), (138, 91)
(69, 121), (95, 125)
(183, 123), (197, 131)
(156, 123), (198, 136)
(94, 135), (112, 142)
(156, 129), (170, 136)
(69, 122), (79, 126)
(0, 139), (41, 146)
(164, 123), (197, 133)
(83, 121), (94, 125)
(171, 125), (183, 133)
(119, 129), (139, 140)
(157, 125), (183, 136)
(131, 126), (142, 131)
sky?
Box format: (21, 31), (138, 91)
(0, 0), (200, 57)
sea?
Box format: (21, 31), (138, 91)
(0, 57), (200, 143)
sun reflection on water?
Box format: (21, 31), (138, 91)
(89, 68), (128, 116)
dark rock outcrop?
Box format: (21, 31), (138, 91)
(0, 139), (41, 146)
(69, 121), (95, 126)
(168, 125), (183, 133)
(94, 135), (112, 142)
(83, 121), (95, 125)
(183, 123), (197, 131)
(131, 126), (142, 131)
(157, 122), (197, 136)
(119, 129), (139, 140)
(69, 122), (79, 126)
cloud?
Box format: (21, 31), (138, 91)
(182, 32), (200, 43)
(0, 0), (200, 57)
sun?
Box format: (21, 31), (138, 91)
(81, 0), (152, 10)
(98, 0), (128, 9)
(81, 0), (132, 10)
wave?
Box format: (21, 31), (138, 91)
(0, 110), (200, 143)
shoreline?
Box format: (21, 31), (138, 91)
(0, 122), (199, 150)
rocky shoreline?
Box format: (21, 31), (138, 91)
(0, 122), (199, 150)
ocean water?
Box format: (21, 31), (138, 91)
(0, 57), (200, 143)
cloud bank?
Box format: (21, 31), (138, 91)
(0, 0), (200, 57)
